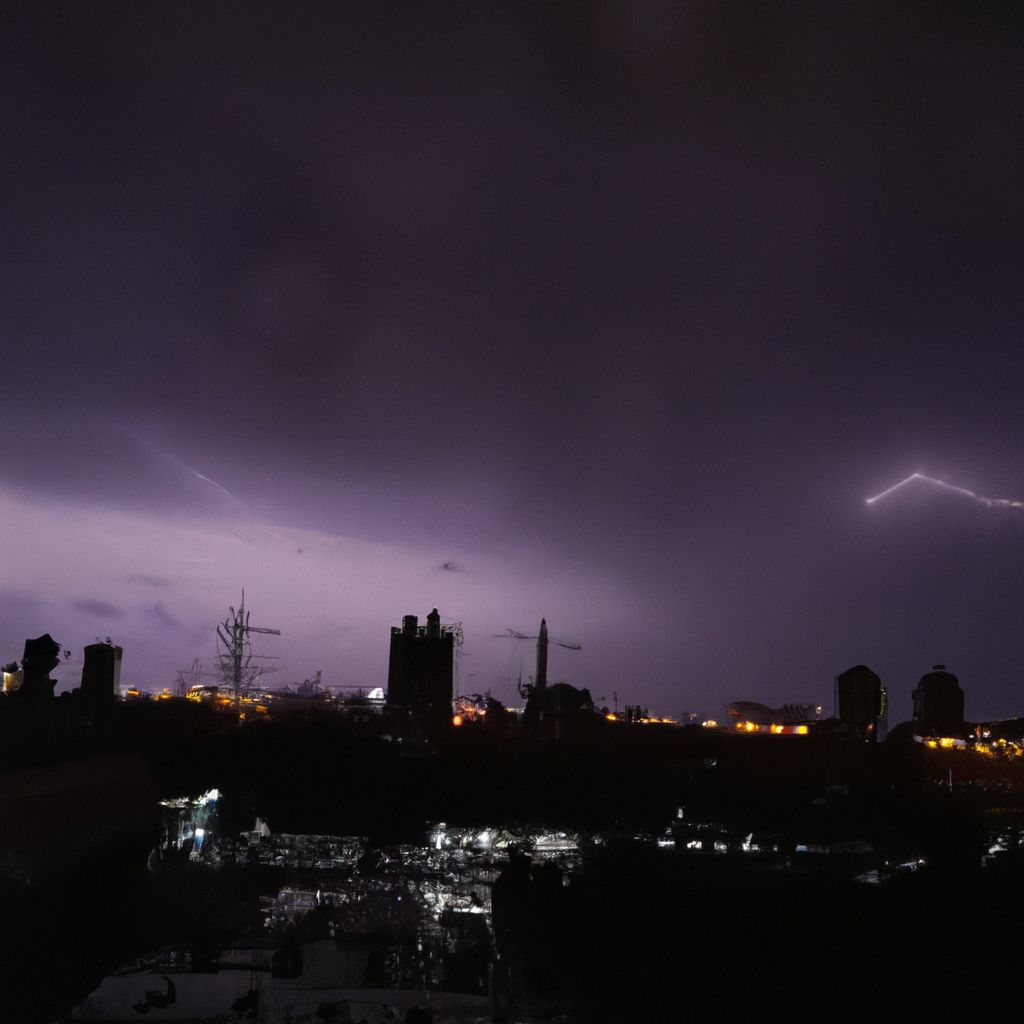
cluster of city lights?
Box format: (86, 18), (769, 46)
(921, 735), (1024, 759)
(603, 713), (677, 724)
(734, 721), (809, 735)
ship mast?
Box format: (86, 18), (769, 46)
(216, 590), (281, 704)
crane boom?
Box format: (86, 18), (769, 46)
(500, 618), (581, 694)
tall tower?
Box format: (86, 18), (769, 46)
(535, 619), (548, 690)
(386, 608), (454, 730)
(912, 665), (965, 736)
(216, 592), (281, 703)
(835, 664), (885, 742)
(80, 641), (123, 710)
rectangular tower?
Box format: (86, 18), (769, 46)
(386, 608), (454, 729)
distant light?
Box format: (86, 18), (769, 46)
(452, 714), (463, 726)
(605, 713), (617, 721)
(701, 719), (717, 729)
(795, 725), (809, 736)
(194, 828), (205, 838)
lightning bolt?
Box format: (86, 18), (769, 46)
(866, 472), (1024, 511)
(180, 466), (239, 501)
(116, 426), (246, 505)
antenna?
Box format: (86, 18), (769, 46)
(217, 591), (281, 706)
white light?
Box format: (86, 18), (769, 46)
(865, 472), (924, 505)
(867, 472), (1024, 511)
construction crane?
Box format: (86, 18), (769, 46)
(217, 590), (281, 703)
(174, 656), (206, 696)
(498, 619), (581, 699)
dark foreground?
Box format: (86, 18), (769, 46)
(2, 709), (1023, 1021)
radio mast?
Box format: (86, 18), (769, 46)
(216, 590), (281, 703)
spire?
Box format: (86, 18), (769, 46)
(536, 618), (548, 690)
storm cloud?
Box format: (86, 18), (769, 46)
(70, 599), (124, 620)
(3, 3), (1024, 718)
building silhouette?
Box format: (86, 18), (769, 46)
(386, 608), (454, 730)
(80, 641), (123, 712)
(912, 664), (965, 736)
(835, 664), (887, 742)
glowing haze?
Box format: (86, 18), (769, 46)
(0, 481), (637, 702)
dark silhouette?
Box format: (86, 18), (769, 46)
(386, 609), (454, 733)
(913, 664), (966, 736)
(12, 634), (61, 706)
(836, 664), (887, 741)
(80, 640), (123, 715)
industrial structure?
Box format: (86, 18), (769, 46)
(912, 664), (965, 737)
(216, 591), (281, 703)
(835, 664), (888, 742)
(514, 619), (593, 727)
(727, 701), (821, 733)
(386, 608), (455, 731)
(503, 619), (582, 698)
(80, 640), (123, 712)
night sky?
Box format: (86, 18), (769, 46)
(3, 2), (1024, 720)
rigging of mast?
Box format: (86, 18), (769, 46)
(216, 590), (281, 704)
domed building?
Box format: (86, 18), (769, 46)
(912, 665), (965, 737)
